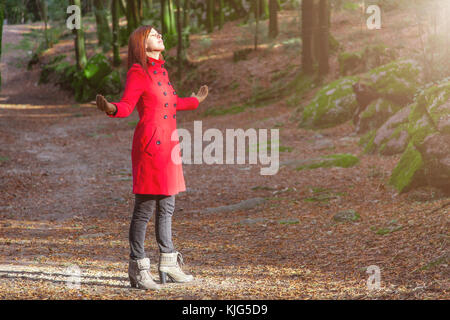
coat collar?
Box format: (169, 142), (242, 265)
(147, 55), (165, 66)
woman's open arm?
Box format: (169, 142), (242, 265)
(107, 64), (147, 118)
(175, 96), (199, 111)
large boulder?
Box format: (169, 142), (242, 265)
(372, 104), (412, 155)
(389, 79), (450, 194)
(356, 98), (403, 134)
(352, 60), (422, 135)
(298, 76), (359, 129)
(362, 59), (422, 106)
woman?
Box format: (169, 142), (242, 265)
(95, 25), (208, 290)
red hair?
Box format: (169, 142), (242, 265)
(127, 25), (163, 79)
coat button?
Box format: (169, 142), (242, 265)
(158, 81), (162, 86)
(164, 115), (168, 119)
(173, 114), (176, 119)
(162, 64), (165, 68)
(153, 70), (157, 74)
(164, 103), (168, 107)
(163, 71), (166, 75)
(168, 82), (171, 86)
(173, 91), (176, 95)
(156, 140), (161, 145)
(174, 103), (177, 107)
(151, 62), (155, 66)
(163, 91), (167, 96)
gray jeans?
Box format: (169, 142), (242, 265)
(129, 194), (176, 260)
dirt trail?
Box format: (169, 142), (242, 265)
(0, 16), (448, 299)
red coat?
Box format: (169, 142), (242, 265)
(108, 55), (199, 195)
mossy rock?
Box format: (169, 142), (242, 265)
(388, 141), (426, 193)
(83, 53), (113, 87)
(359, 128), (377, 154)
(357, 98), (403, 134)
(361, 59), (422, 106)
(299, 76), (359, 129)
(296, 153), (360, 170)
(417, 80), (450, 134)
(407, 102), (438, 149)
(371, 104), (412, 155)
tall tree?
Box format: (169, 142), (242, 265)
(175, 0), (182, 80)
(312, 0), (320, 64)
(93, 0), (112, 52)
(127, 0), (141, 36)
(35, 0), (49, 48)
(0, 0), (4, 90)
(183, 0), (190, 28)
(318, 0), (329, 76)
(254, 0), (259, 50)
(206, 0), (214, 33)
(268, 0), (278, 39)
(301, 0), (314, 74)
(70, 0), (88, 70)
(218, 0), (224, 30)
(111, 0), (121, 66)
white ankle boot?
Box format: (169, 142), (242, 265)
(158, 251), (194, 284)
(128, 257), (161, 290)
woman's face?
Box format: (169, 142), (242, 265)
(146, 28), (165, 53)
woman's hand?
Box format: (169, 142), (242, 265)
(191, 85), (208, 103)
(92, 94), (117, 115)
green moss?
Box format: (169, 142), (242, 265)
(360, 98), (402, 120)
(364, 59), (421, 105)
(300, 76), (359, 129)
(419, 80), (450, 133)
(296, 153), (359, 170)
(388, 141), (424, 193)
(359, 129), (377, 154)
(407, 103), (437, 148)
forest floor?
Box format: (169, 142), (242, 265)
(0, 7), (448, 299)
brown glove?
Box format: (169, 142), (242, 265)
(95, 94), (117, 115)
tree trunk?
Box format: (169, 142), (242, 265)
(312, 0), (320, 64)
(70, 0), (88, 70)
(176, 0), (183, 80)
(93, 0), (112, 53)
(35, 0), (49, 48)
(268, 0), (278, 39)
(318, 0), (329, 76)
(206, 0), (214, 33)
(183, 0), (190, 28)
(0, 0), (4, 90)
(218, 0), (224, 30)
(254, 0), (259, 50)
(301, 0), (314, 74)
(112, 0), (121, 66)
(168, 0), (176, 34)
